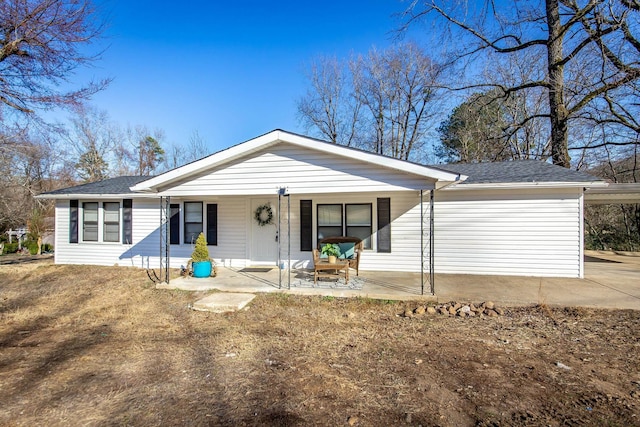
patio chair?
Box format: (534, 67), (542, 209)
(318, 236), (363, 276)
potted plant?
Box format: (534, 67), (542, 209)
(321, 243), (340, 264)
(191, 232), (212, 278)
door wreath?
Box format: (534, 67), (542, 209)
(254, 204), (274, 226)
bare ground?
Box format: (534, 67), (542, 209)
(0, 260), (639, 426)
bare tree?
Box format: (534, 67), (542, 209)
(0, 0), (109, 122)
(402, 0), (640, 167)
(66, 106), (119, 182)
(119, 125), (166, 176)
(297, 43), (445, 161)
(297, 56), (363, 146)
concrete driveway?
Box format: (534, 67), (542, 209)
(435, 250), (640, 310)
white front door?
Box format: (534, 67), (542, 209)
(250, 198), (278, 265)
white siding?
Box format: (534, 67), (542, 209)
(53, 188), (584, 278)
(55, 199), (163, 268)
(434, 188), (583, 278)
(161, 143), (435, 196)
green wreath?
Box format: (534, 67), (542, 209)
(254, 204), (274, 226)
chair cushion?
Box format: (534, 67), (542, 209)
(337, 242), (355, 259)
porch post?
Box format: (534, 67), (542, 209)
(420, 190), (424, 295)
(277, 187), (291, 289)
(430, 189), (435, 295)
(159, 196), (170, 284)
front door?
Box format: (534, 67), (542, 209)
(250, 198), (278, 265)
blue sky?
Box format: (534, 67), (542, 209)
(79, 0), (416, 153)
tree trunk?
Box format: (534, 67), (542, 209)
(546, 0), (571, 168)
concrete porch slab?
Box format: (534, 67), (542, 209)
(191, 292), (256, 313)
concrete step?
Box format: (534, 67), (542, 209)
(191, 292), (256, 313)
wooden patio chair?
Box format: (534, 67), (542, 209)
(318, 236), (363, 276)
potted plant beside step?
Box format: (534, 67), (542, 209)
(191, 232), (212, 278)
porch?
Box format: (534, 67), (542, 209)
(159, 250), (640, 309)
(162, 266), (436, 301)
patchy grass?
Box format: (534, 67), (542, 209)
(1, 260), (639, 426)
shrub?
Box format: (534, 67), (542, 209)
(2, 242), (19, 254)
(190, 233), (210, 262)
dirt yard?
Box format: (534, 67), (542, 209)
(1, 260), (639, 426)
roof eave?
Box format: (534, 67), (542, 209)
(442, 181), (608, 190)
(35, 193), (158, 200)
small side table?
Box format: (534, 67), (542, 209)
(314, 260), (350, 285)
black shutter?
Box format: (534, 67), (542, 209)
(169, 204), (180, 245)
(377, 198), (391, 253)
(122, 199), (133, 244)
(69, 199), (78, 243)
(206, 203), (217, 246)
(300, 200), (312, 251)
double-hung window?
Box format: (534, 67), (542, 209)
(345, 204), (372, 248)
(82, 202), (99, 242)
(184, 202), (203, 244)
(316, 203), (372, 249)
(103, 202), (120, 242)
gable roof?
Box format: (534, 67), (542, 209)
(36, 176), (151, 199)
(435, 160), (606, 189)
(131, 129), (466, 192)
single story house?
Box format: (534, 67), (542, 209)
(39, 129), (608, 280)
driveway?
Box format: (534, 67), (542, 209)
(435, 250), (640, 310)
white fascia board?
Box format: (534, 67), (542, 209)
(35, 193), (159, 200)
(131, 130), (465, 192)
(442, 181), (608, 191)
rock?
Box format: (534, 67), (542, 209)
(403, 309), (414, 318)
(345, 312), (356, 319)
(470, 303), (477, 311)
(426, 306), (437, 315)
(485, 301), (495, 310)
(453, 302), (462, 310)
(485, 309), (498, 317)
(405, 413), (412, 423)
(457, 310), (466, 317)
(495, 307), (504, 316)
(556, 362), (571, 370)
(461, 305), (471, 313)
(448, 306), (457, 315)
(438, 307), (449, 315)
(468, 311), (476, 317)
(414, 306), (426, 315)
(347, 415), (359, 425)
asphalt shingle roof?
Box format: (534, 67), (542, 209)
(433, 160), (602, 185)
(42, 176), (150, 196)
(40, 160), (602, 198)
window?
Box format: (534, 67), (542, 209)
(317, 204), (342, 246)
(184, 202), (203, 244)
(169, 204), (180, 245)
(83, 202), (98, 242)
(346, 204), (372, 249)
(103, 202), (120, 242)
(316, 203), (373, 249)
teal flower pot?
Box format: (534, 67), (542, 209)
(192, 261), (212, 278)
